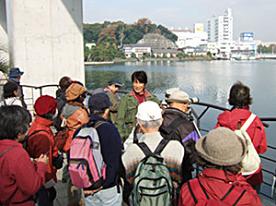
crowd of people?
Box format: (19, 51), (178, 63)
(0, 69), (267, 206)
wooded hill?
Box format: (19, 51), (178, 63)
(83, 18), (178, 61)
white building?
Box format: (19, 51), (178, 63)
(208, 8), (233, 59)
(171, 24), (208, 49)
(123, 44), (151, 58)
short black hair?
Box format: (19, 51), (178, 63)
(3, 81), (18, 98)
(0, 106), (32, 140)
(228, 81), (252, 108)
(131, 71), (148, 84)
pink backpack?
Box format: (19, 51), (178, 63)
(69, 121), (106, 189)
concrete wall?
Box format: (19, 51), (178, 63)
(0, 0), (9, 67)
(5, 0), (85, 87)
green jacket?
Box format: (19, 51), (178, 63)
(106, 91), (120, 123)
(116, 90), (160, 141)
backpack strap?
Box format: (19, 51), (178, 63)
(154, 139), (169, 155)
(137, 142), (153, 157)
(187, 181), (198, 204)
(241, 113), (256, 131)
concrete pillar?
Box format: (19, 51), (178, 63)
(0, 0), (9, 68)
(5, 0), (85, 88)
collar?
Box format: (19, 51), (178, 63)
(129, 89), (151, 98)
(33, 116), (53, 127)
(90, 114), (111, 123)
(200, 168), (245, 184)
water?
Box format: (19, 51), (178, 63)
(85, 60), (276, 195)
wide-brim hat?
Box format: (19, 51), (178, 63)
(65, 83), (86, 101)
(195, 127), (247, 166)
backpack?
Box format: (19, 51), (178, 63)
(131, 139), (173, 206)
(187, 178), (245, 206)
(234, 113), (261, 176)
(68, 121), (106, 189)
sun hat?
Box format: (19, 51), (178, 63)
(65, 82), (86, 101)
(195, 127), (247, 166)
(166, 90), (190, 103)
(34, 95), (57, 116)
(88, 92), (111, 111)
(136, 101), (162, 121)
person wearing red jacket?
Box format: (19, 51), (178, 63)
(179, 127), (262, 206)
(26, 95), (60, 206)
(0, 105), (48, 206)
(216, 81), (267, 191)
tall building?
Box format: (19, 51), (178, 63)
(208, 8), (233, 43)
(207, 8), (233, 59)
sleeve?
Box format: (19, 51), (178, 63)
(115, 95), (128, 139)
(252, 118), (267, 154)
(13, 150), (47, 195)
(97, 123), (123, 187)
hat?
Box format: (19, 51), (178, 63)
(8, 68), (24, 78)
(166, 90), (190, 103)
(88, 92), (111, 111)
(34, 95), (57, 116)
(65, 83), (86, 101)
(3, 81), (18, 96)
(196, 127), (246, 166)
(136, 101), (162, 121)
(165, 87), (180, 98)
(108, 79), (124, 87)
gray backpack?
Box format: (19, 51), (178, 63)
(131, 139), (173, 206)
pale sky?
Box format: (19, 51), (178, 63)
(83, 0), (276, 42)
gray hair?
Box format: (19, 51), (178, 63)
(137, 118), (163, 129)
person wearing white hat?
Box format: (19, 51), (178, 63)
(160, 89), (201, 183)
(122, 101), (184, 203)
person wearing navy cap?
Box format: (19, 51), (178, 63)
(104, 79), (124, 123)
(8, 67), (27, 108)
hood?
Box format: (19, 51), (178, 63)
(217, 108), (251, 130)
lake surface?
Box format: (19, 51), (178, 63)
(86, 60), (276, 195)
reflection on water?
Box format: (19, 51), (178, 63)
(86, 60), (276, 113)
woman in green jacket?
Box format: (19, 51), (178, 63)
(116, 71), (160, 141)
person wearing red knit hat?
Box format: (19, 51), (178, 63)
(26, 95), (61, 206)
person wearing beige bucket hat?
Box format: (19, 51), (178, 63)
(179, 127), (262, 206)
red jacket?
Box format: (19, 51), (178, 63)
(26, 116), (58, 182)
(216, 108), (267, 154)
(0, 140), (47, 206)
(179, 168), (262, 206)
(216, 108), (267, 186)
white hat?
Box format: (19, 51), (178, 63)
(136, 101), (162, 121)
(166, 90), (190, 103)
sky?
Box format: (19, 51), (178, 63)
(83, 0), (276, 42)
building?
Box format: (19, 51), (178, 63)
(123, 33), (178, 58)
(231, 32), (257, 60)
(123, 44), (151, 58)
(171, 24), (208, 49)
(208, 8), (233, 59)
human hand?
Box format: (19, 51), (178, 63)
(36, 154), (49, 164)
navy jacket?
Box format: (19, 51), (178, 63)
(90, 114), (123, 189)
